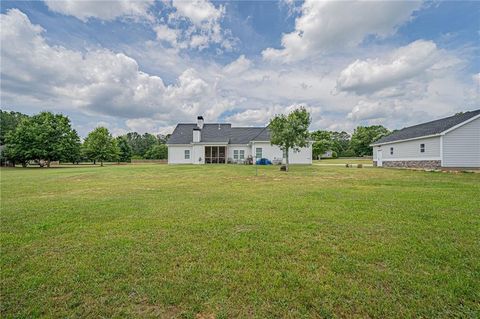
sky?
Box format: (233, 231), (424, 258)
(1, 0), (479, 137)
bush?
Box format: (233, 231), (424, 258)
(332, 151), (338, 158)
(340, 149), (356, 157)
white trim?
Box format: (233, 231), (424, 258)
(370, 134), (440, 146)
(191, 142), (228, 145)
(381, 157), (441, 161)
(440, 114), (480, 135)
(439, 135), (443, 166)
(166, 144), (191, 147)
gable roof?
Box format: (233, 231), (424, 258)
(167, 123), (270, 144)
(372, 109), (480, 145)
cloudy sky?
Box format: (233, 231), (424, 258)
(1, 0), (479, 137)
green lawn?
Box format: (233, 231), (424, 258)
(315, 158), (372, 165)
(1, 165), (479, 318)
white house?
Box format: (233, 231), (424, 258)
(371, 109), (480, 169)
(167, 116), (312, 165)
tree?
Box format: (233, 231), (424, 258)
(83, 127), (120, 166)
(350, 125), (390, 156)
(269, 107), (311, 171)
(5, 112), (78, 167)
(0, 110), (29, 145)
(116, 136), (132, 162)
(313, 139), (334, 159)
(61, 129), (82, 164)
(330, 131), (351, 155)
(144, 144), (168, 159)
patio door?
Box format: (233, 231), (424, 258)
(205, 146), (226, 164)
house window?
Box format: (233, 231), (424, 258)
(233, 150), (239, 160)
(420, 143), (425, 153)
(256, 147), (263, 159)
(184, 149), (190, 159)
(239, 150), (245, 160)
(390, 147), (394, 155)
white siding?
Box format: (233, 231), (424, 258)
(442, 117), (480, 167)
(168, 145), (193, 164)
(227, 145), (251, 162)
(251, 142), (312, 164)
(373, 136), (441, 161)
(192, 144), (204, 164)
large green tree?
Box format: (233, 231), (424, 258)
(116, 136), (132, 162)
(124, 132), (159, 157)
(269, 107), (311, 171)
(144, 144), (168, 160)
(350, 125), (390, 156)
(83, 127), (120, 166)
(5, 112), (79, 167)
(0, 110), (29, 145)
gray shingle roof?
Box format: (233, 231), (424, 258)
(167, 123), (270, 144)
(373, 109), (480, 145)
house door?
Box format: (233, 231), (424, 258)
(377, 149), (383, 167)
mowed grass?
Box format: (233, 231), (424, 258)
(315, 158), (372, 165)
(1, 164), (479, 318)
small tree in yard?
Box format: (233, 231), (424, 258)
(83, 127), (119, 166)
(269, 107), (311, 171)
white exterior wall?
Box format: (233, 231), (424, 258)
(251, 142), (312, 164)
(442, 117), (480, 167)
(373, 136), (441, 161)
(227, 145), (251, 161)
(192, 144), (205, 164)
(168, 145), (193, 164)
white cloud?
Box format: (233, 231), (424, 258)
(44, 0), (154, 22)
(0, 9), (226, 123)
(222, 55), (252, 75)
(171, 0), (224, 27)
(262, 0), (422, 62)
(154, 24), (180, 47)
(2, 8), (477, 137)
(159, 0), (233, 51)
(336, 40), (453, 95)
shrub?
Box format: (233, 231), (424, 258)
(332, 151), (338, 158)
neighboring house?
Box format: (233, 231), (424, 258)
(167, 116), (312, 165)
(321, 150), (333, 158)
(371, 109), (480, 169)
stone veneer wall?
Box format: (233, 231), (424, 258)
(373, 160), (441, 169)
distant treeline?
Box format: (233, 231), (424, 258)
(0, 110), (168, 167)
(1, 110), (390, 167)
(310, 125), (390, 159)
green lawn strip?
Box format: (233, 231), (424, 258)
(1, 165), (479, 318)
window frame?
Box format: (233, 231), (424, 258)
(255, 147), (263, 159)
(233, 149), (239, 160)
(239, 150), (245, 160)
(420, 143), (425, 153)
(390, 147), (394, 155)
(184, 149), (190, 159)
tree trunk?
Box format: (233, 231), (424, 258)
(101, 161), (103, 167)
(93, 160), (96, 165)
(47, 160), (51, 168)
(285, 147), (289, 172)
